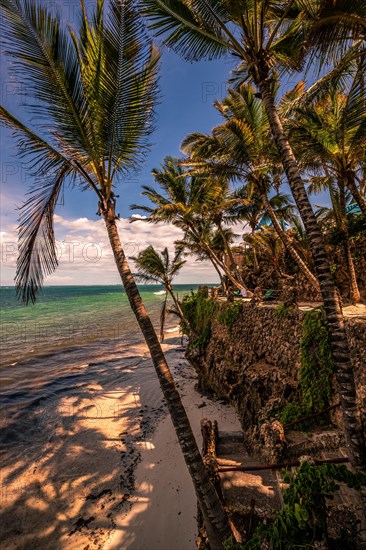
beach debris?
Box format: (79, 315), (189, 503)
(68, 516), (95, 536)
(85, 489), (112, 501)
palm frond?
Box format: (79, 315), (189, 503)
(138, 0), (232, 61)
(0, 0), (95, 162)
(0, 106), (71, 175)
(103, 1), (161, 183)
(15, 166), (69, 303)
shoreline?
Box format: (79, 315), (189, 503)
(0, 328), (241, 550)
(108, 335), (242, 550)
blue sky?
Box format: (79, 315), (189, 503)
(0, 39), (234, 284)
(0, 2), (329, 286)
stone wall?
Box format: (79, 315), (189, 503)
(186, 303), (366, 459)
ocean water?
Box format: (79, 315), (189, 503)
(0, 284), (203, 452)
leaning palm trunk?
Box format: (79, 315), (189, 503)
(212, 260), (227, 290)
(103, 202), (231, 548)
(261, 194), (320, 292)
(258, 79), (366, 468)
(217, 221), (246, 288)
(343, 238), (361, 305)
(188, 223), (247, 292)
(160, 292), (168, 342)
(251, 228), (260, 273)
(166, 284), (195, 336)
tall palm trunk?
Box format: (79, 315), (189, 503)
(160, 291), (168, 342)
(251, 227), (260, 273)
(343, 238), (361, 305)
(212, 261), (227, 290)
(261, 193), (320, 292)
(217, 220), (246, 287)
(339, 180), (361, 304)
(103, 202), (231, 549)
(346, 173), (366, 218)
(258, 79), (365, 468)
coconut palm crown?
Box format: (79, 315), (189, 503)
(0, 0), (159, 303)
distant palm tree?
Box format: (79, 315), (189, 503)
(193, 175), (249, 288)
(132, 155), (250, 292)
(176, 222), (231, 289)
(131, 245), (191, 340)
(0, 1), (230, 545)
(245, 227), (289, 281)
(287, 74), (366, 218)
(182, 84), (320, 291)
(177, 222), (237, 290)
(139, 0), (366, 467)
(309, 176), (361, 304)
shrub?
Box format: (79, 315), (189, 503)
(225, 462), (366, 549)
(300, 307), (333, 412)
(181, 290), (218, 348)
(218, 301), (243, 333)
(274, 302), (294, 318)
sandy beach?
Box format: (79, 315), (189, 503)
(0, 329), (241, 550)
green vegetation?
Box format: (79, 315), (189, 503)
(134, 0), (366, 467)
(0, 2), (234, 543)
(278, 402), (311, 428)
(278, 308), (334, 427)
(224, 462), (366, 550)
(218, 301), (243, 333)
(274, 302), (294, 318)
(300, 308), (334, 411)
(181, 290), (218, 348)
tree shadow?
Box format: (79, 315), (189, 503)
(0, 345), (167, 549)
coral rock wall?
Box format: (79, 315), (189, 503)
(186, 303), (366, 457)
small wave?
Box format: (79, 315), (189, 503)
(153, 290), (166, 296)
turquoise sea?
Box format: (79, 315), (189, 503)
(0, 284), (204, 365)
(0, 284), (205, 451)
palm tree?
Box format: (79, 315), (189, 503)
(304, 0), (366, 67)
(0, 1), (231, 546)
(287, 82), (366, 303)
(131, 245), (192, 340)
(238, 188), (303, 276)
(192, 175), (249, 288)
(131, 155), (250, 292)
(139, 0), (366, 467)
(309, 176), (362, 304)
(182, 84), (320, 291)
(287, 73), (366, 219)
(245, 226), (290, 281)
(177, 222), (238, 291)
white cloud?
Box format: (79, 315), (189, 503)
(0, 214), (220, 285)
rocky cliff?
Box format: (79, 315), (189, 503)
(184, 299), (366, 462)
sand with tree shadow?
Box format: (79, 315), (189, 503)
(0, 331), (241, 550)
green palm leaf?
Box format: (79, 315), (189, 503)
(1, 0), (95, 162)
(15, 166), (70, 303)
(1, 0), (160, 302)
(138, 0), (232, 60)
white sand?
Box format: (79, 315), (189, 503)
(0, 330), (241, 550)
(108, 334), (242, 550)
